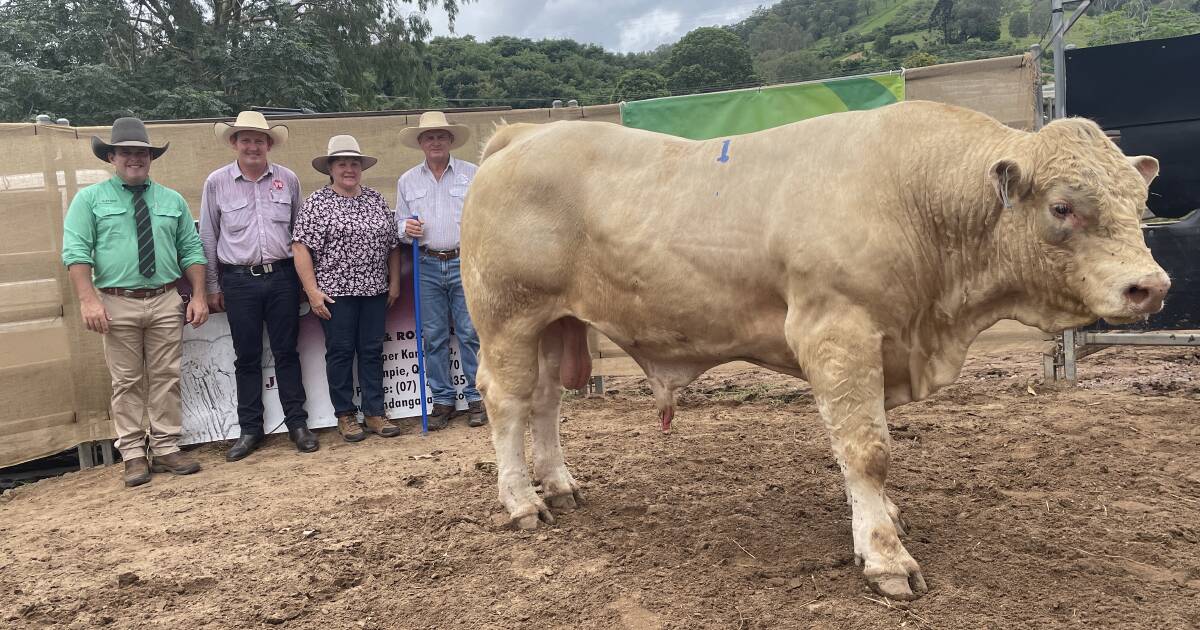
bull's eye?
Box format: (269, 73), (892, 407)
(1051, 203), (1073, 219)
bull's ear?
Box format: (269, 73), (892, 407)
(1128, 155), (1159, 186)
(988, 159), (1028, 209)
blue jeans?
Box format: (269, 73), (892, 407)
(320, 293), (387, 417)
(418, 255), (481, 406)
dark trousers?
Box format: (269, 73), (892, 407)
(320, 293), (387, 417)
(222, 266), (308, 435)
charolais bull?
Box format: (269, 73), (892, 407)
(460, 101), (1168, 600)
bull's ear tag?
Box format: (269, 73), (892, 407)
(717, 139), (731, 163)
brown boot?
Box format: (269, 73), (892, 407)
(465, 400), (488, 428)
(123, 457), (151, 488)
(338, 413), (367, 442)
(426, 404), (453, 431)
(150, 451), (201, 475)
(364, 415), (401, 437)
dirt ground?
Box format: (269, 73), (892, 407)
(2, 325), (1199, 629)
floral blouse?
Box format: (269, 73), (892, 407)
(292, 185), (399, 297)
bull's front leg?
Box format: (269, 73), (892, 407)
(791, 313), (927, 600)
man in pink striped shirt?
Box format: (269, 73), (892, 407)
(199, 111), (318, 460)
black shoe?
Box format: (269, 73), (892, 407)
(226, 432), (264, 462)
(465, 400), (488, 428)
(288, 426), (319, 453)
(426, 404), (454, 431)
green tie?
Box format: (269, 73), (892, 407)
(124, 183), (155, 278)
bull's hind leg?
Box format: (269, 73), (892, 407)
(789, 309), (928, 601)
(530, 319), (584, 511)
(481, 328), (552, 529)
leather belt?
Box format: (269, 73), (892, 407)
(99, 281), (177, 299)
(420, 246), (460, 261)
(221, 259), (294, 276)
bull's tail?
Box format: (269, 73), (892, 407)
(479, 121), (540, 162)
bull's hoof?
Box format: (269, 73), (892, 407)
(506, 501), (556, 530)
(546, 487), (585, 510)
(868, 572), (928, 601)
(546, 493), (577, 510)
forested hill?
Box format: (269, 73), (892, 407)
(2, 0), (1198, 124)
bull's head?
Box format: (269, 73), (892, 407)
(989, 117), (1170, 328)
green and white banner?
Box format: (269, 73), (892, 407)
(620, 72), (904, 140)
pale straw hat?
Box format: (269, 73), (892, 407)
(311, 135), (378, 174)
(214, 111), (289, 146)
(398, 111), (471, 150)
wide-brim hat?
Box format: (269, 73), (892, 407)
(398, 111), (471, 150)
(91, 117), (168, 162)
(312, 135), (378, 174)
(214, 110), (289, 146)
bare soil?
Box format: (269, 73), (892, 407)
(2, 330), (1199, 629)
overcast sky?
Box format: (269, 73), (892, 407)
(422, 0), (774, 53)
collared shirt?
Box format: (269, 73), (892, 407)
(61, 176), (206, 289)
(198, 161), (302, 293)
(394, 156), (478, 251)
(292, 186), (399, 297)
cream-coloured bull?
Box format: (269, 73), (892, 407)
(460, 101), (1168, 600)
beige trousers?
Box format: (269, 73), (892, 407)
(100, 290), (186, 460)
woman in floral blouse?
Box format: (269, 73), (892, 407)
(292, 135), (402, 442)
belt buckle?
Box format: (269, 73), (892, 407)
(250, 263), (272, 277)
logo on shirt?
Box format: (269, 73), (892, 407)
(272, 179), (284, 190)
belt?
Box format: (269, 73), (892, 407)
(420, 246), (460, 261)
(99, 281), (177, 299)
(221, 259), (294, 276)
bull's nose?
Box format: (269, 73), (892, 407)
(1124, 273), (1170, 314)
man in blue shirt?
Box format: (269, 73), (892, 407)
(396, 112), (485, 430)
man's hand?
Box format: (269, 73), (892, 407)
(207, 292), (225, 313)
(307, 287), (336, 320)
(80, 297), (110, 334)
(186, 295), (209, 328)
(404, 218), (424, 239)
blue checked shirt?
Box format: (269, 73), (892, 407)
(394, 157), (477, 251)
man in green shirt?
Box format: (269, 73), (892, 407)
(61, 117), (210, 488)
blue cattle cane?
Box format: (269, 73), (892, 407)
(409, 215), (430, 434)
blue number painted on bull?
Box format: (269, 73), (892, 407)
(717, 139), (731, 163)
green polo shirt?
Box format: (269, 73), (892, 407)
(62, 176), (206, 289)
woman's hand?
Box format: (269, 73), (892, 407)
(387, 282), (401, 309)
(307, 287), (335, 320)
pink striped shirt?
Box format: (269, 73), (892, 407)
(198, 161), (302, 293)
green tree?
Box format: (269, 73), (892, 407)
(748, 14), (803, 54)
(954, 0), (1002, 42)
(902, 51), (939, 67)
(756, 49), (834, 84)
(611, 69), (670, 101)
(663, 27), (758, 94)
(1087, 8), (1200, 47)
(0, 0), (469, 123)
(930, 0), (956, 41)
(872, 30), (892, 55)
(1008, 11), (1030, 38)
